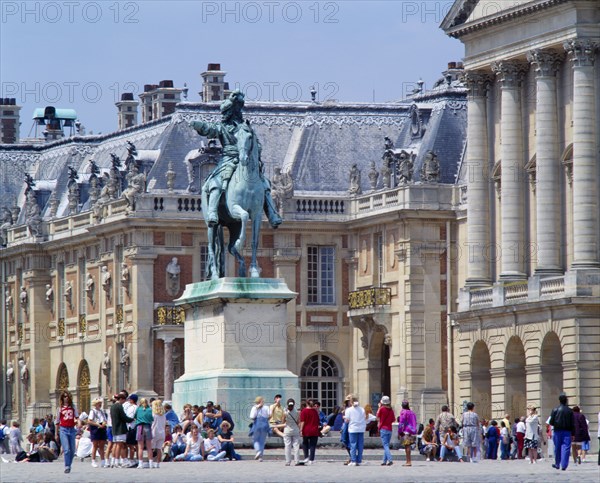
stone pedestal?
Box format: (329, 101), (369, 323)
(172, 278), (300, 424)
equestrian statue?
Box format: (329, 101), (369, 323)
(190, 90), (282, 279)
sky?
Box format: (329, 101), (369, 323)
(1, 0), (464, 135)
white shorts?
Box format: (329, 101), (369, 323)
(113, 434), (126, 443)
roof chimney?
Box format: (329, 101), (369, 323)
(0, 97), (21, 143)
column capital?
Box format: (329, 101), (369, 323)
(492, 60), (528, 88)
(527, 49), (564, 77)
(563, 39), (598, 67)
(462, 71), (493, 98)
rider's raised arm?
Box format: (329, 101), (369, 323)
(189, 120), (221, 139)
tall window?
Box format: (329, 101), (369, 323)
(376, 233), (384, 286)
(115, 245), (123, 304)
(78, 258), (86, 314)
(58, 262), (65, 319)
(307, 246), (335, 305)
(300, 354), (341, 415)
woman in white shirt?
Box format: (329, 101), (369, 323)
(174, 426), (203, 461)
(344, 396), (367, 466)
(203, 429), (226, 461)
(249, 396), (271, 461)
(524, 405), (539, 464)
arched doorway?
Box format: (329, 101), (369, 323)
(505, 337), (526, 418)
(471, 341), (491, 420)
(300, 354), (342, 415)
(77, 360), (91, 414)
(56, 363), (69, 402)
(541, 332), (563, 419)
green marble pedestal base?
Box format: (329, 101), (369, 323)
(172, 278), (300, 424)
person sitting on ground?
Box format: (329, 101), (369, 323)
(38, 433), (59, 462)
(421, 425), (438, 462)
(216, 405), (235, 432)
(217, 421), (241, 460)
(161, 423), (173, 461)
(179, 404), (194, 433)
(164, 403), (180, 431)
(199, 401), (222, 432)
(269, 395), (285, 438)
(439, 426), (464, 462)
(203, 429), (226, 461)
(169, 425), (187, 460)
(174, 425), (204, 461)
(332, 406), (345, 432)
(314, 401), (331, 436)
(365, 404), (378, 437)
(16, 433), (42, 462)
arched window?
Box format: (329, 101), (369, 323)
(300, 354), (341, 415)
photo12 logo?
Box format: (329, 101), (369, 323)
(201, 1), (340, 24)
(1, 1), (140, 24)
(1, 81), (140, 105)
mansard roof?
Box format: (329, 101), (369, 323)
(0, 83), (467, 221)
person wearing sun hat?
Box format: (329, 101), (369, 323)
(377, 395), (396, 466)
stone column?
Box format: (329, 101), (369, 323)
(492, 60), (528, 280)
(564, 39), (599, 268)
(464, 71), (493, 286)
(527, 50), (563, 275)
(163, 337), (174, 401)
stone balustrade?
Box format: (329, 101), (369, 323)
(457, 271), (600, 311)
(3, 184), (463, 246)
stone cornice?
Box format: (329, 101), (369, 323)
(564, 39), (599, 68)
(445, 0), (569, 39)
(527, 49), (564, 77)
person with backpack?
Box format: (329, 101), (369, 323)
(0, 419), (9, 454)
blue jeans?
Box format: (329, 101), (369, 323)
(500, 441), (510, 459)
(59, 426), (77, 469)
(349, 432), (364, 464)
(440, 445), (463, 460)
(553, 429), (572, 470)
(380, 429), (392, 463)
(170, 441), (187, 459)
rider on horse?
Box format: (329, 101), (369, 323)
(190, 90), (282, 228)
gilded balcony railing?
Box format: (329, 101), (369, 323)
(154, 305), (185, 325)
(348, 287), (392, 310)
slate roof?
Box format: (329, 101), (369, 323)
(0, 81), (467, 220)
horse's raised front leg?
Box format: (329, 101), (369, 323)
(229, 204), (248, 253)
(249, 214), (261, 278)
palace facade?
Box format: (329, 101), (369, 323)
(0, 1), (598, 448)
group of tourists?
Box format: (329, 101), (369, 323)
(1, 391), (597, 473)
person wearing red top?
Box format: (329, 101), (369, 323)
(299, 399), (320, 464)
(377, 396), (396, 466)
(56, 390), (78, 474)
